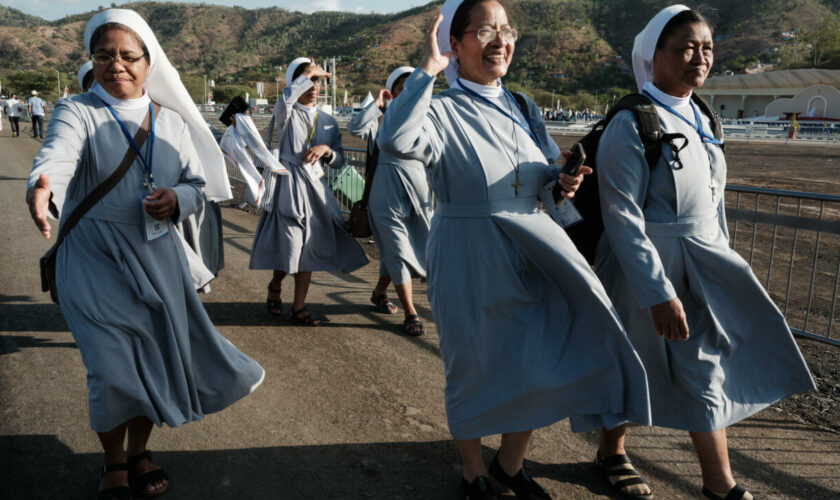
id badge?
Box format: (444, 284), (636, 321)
(142, 200), (169, 241)
(553, 198), (584, 228)
(303, 161), (325, 180)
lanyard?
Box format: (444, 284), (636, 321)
(106, 102), (156, 190)
(642, 90), (723, 146)
(456, 78), (542, 149)
(296, 104), (318, 148)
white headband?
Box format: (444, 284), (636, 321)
(386, 66), (414, 94)
(631, 4), (691, 92)
(438, 0), (466, 87)
(286, 57), (313, 86)
(84, 9), (231, 201)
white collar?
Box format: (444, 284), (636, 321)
(295, 102), (318, 115)
(93, 84), (151, 110)
(457, 78), (503, 99)
(644, 81), (691, 108)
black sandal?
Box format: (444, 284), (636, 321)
(128, 450), (170, 497)
(370, 291), (398, 314)
(489, 451), (550, 499)
(595, 452), (652, 499)
(289, 307), (327, 326)
(702, 484), (749, 500)
(98, 462), (131, 500)
(266, 284), (282, 316)
(402, 314), (425, 337)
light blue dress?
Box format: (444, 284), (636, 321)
(378, 69), (652, 440)
(249, 75), (368, 274)
(28, 93), (265, 432)
(347, 101), (432, 285)
(595, 83), (815, 432)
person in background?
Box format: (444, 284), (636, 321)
(347, 66), (432, 336)
(594, 6), (815, 500)
(250, 57), (368, 325)
(6, 93), (22, 137)
(28, 90), (46, 139)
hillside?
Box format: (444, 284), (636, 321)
(1, 1), (839, 103)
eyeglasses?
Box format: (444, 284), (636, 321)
(91, 52), (147, 65)
(461, 26), (519, 44)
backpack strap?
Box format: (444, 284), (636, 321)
(607, 94), (663, 170)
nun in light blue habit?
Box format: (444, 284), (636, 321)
(377, 1), (651, 497)
(26, 10), (264, 498)
(594, 6), (814, 500)
(347, 66), (433, 335)
(250, 57), (368, 325)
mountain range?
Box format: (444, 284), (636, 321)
(0, 0), (838, 102)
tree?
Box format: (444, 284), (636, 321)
(803, 20), (840, 67)
(213, 84), (255, 104)
(7, 70), (55, 100)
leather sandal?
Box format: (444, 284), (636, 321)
(461, 475), (500, 500)
(489, 452), (551, 499)
(98, 462), (132, 500)
(370, 291), (398, 314)
(595, 452), (652, 499)
(128, 450), (170, 497)
(289, 307), (327, 326)
(266, 284), (282, 316)
(402, 314), (425, 336)
(702, 484), (750, 500)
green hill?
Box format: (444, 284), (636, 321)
(2, 0), (839, 104)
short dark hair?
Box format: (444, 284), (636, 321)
(656, 10), (713, 50)
(292, 60), (311, 82)
(450, 0), (504, 40)
(90, 22), (150, 63)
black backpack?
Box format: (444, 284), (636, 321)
(564, 93), (722, 264)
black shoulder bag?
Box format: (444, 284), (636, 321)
(39, 102), (158, 304)
(348, 133), (380, 238)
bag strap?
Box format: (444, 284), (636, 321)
(359, 132), (380, 208)
(52, 101), (160, 248)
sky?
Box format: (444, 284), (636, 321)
(1, 0), (426, 21)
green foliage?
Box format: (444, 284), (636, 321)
(181, 74), (205, 103)
(6, 70), (54, 99)
(213, 84), (255, 104)
(725, 55), (760, 72)
(802, 19), (840, 66)
(505, 82), (534, 101)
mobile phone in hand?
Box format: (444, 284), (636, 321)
(553, 142), (586, 203)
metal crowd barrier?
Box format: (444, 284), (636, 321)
(726, 185), (840, 346)
(228, 122), (840, 347)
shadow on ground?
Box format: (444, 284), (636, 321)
(1, 434), (618, 499)
(3, 431), (838, 499)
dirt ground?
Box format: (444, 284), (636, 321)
(345, 132), (840, 435)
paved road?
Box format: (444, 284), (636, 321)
(1, 126), (838, 499)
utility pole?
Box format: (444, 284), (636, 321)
(331, 57), (337, 116)
(56, 70), (61, 99)
(203, 74), (207, 105)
